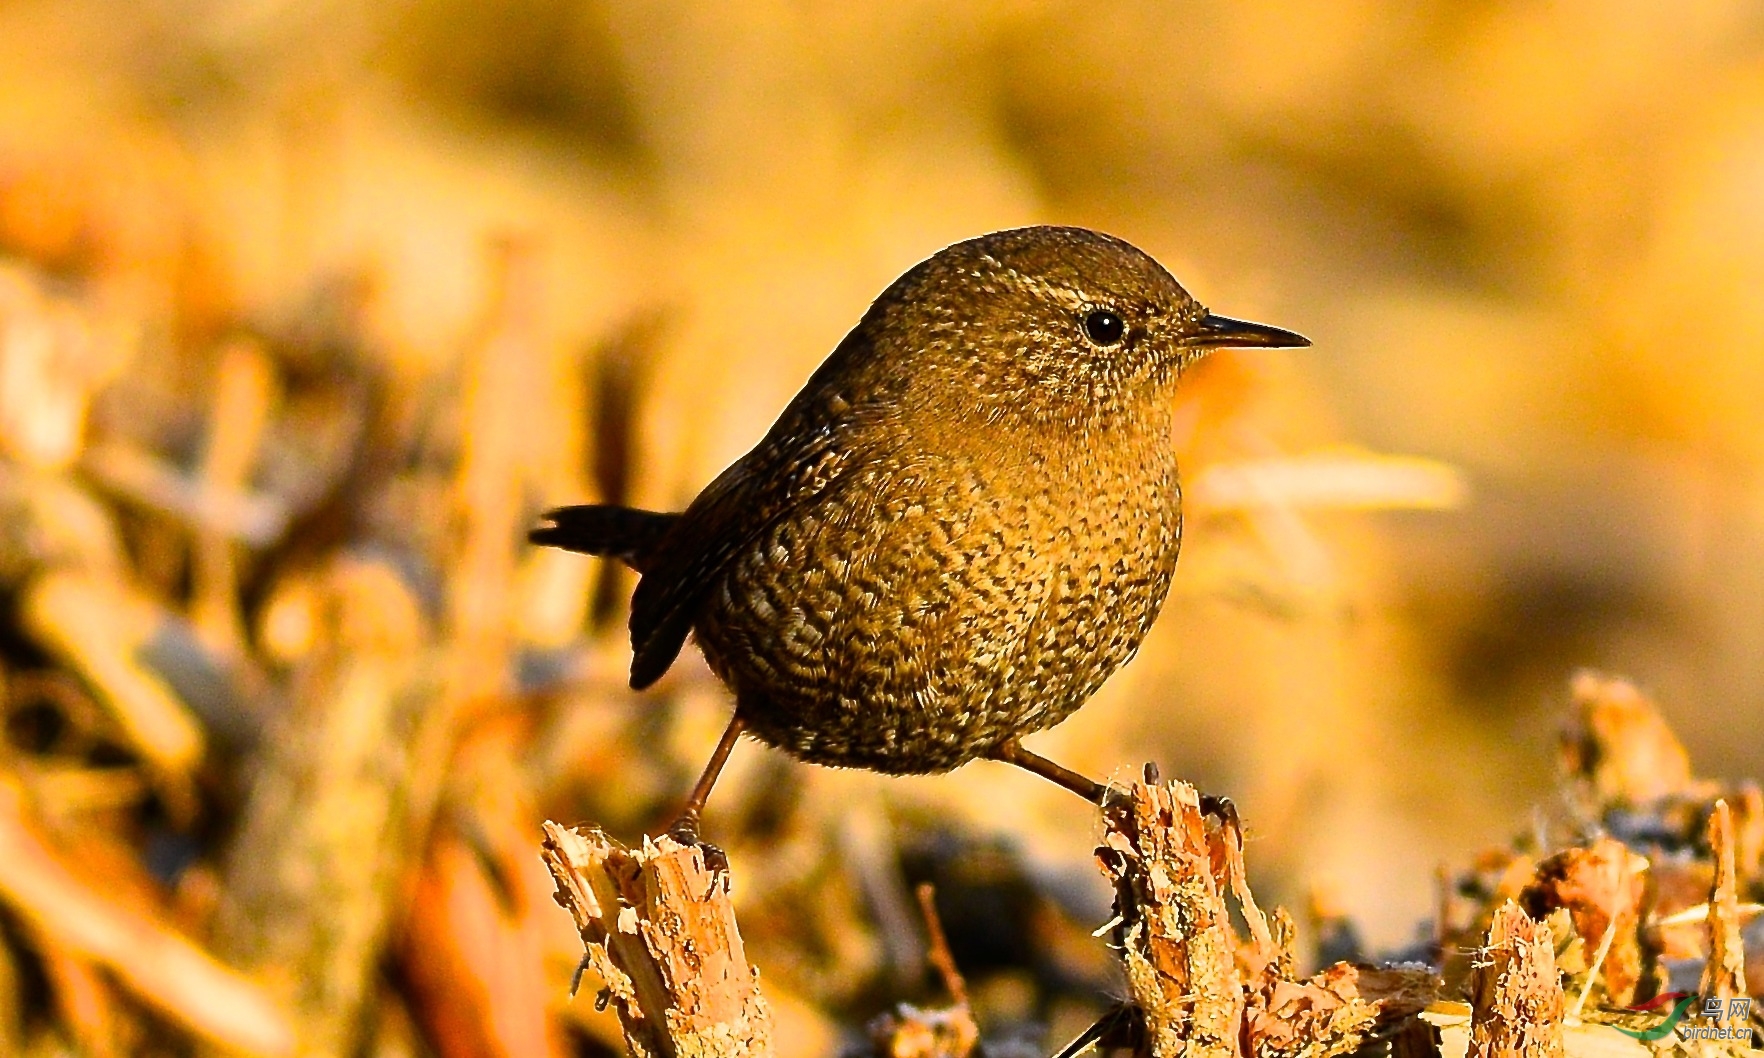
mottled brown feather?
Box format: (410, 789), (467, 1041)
(536, 225), (1305, 775)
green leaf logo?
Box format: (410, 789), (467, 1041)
(1615, 993), (1698, 1041)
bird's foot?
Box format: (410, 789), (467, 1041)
(665, 810), (703, 845)
(661, 810), (730, 871)
(1200, 792), (1239, 831)
(1124, 761), (1239, 829)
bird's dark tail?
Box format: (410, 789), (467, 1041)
(528, 505), (680, 573)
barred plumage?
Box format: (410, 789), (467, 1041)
(531, 225), (1307, 812)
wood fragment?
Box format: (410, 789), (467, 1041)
(38, 937), (121, 1058)
(1518, 838), (1647, 1006)
(191, 338), (279, 658)
(451, 236), (545, 703)
(1244, 971), (1380, 1058)
(1426, 1001), (1668, 1058)
(209, 555), (438, 1058)
(1559, 672), (1692, 806)
(19, 569), (203, 822)
(1389, 1014), (1445, 1058)
(0, 468), (129, 580)
(1094, 772), (1443, 1058)
(399, 827), (568, 1058)
(399, 713), (575, 1058)
(81, 440), (290, 543)
(1095, 775), (1243, 1058)
(1246, 960), (1440, 1058)
(541, 821), (773, 1058)
(1700, 800), (1745, 1008)
(867, 1004), (979, 1058)
(1438, 852), (1542, 998)
(1731, 783), (1764, 884)
(0, 268), (122, 473)
(1649, 856), (1718, 962)
(1469, 902), (1564, 1058)
(0, 932), (19, 1056)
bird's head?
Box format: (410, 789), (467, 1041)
(866, 225), (1308, 429)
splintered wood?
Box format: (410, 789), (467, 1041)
(541, 822), (773, 1058)
(1469, 904), (1563, 1058)
(1702, 800), (1746, 1008)
(1094, 772), (1440, 1058)
(1096, 776), (1245, 1058)
(1518, 838), (1647, 1006)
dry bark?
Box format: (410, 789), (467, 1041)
(1518, 838), (1648, 1006)
(1701, 800), (1746, 1009)
(1095, 775), (1245, 1058)
(1468, 902), (1564, 1058)
(541, 822), (773, 1058)
(1093, 772), (1440, 1058)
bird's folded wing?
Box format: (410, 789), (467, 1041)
(627, 402), (890, 690)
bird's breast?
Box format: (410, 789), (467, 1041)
(694, 427), (1181, 771)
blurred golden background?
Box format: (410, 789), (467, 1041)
(0, 1), (1761, 1055)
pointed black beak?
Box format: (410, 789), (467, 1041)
(1189, 312), (1311, 349)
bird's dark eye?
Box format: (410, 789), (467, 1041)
(1082, 309), (1125, 346)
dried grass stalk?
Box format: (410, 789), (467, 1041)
(866, 883), (979, 1058)
(190, 338), (278, 658)
(209, 556), (438, 1057)
(0, 775), (293, 1056)
(20, 569), (204, 819)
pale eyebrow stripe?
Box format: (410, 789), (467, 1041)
(975, 253), (1090, 309)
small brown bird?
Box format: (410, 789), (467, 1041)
(532, 226), (1307, 835)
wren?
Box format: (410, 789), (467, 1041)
(532, 226), (1308, 834)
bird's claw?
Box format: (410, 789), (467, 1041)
(662, 811), (730, 871)
(1200, 793), (1240, 832)
(665, 811), (702, 845)
(1128, 761), (1240, 830)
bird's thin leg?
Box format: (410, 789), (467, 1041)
(987, 740), (1238, 824)
(986, 738), (1109, 805)
(667, 712), (747, 843)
